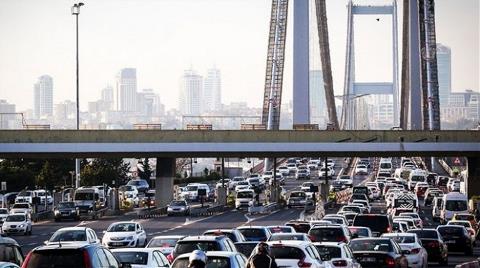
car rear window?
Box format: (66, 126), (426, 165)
(147, 238), (179, 248)
(238, 229), (266, 241)
(172, 256), (231, 268)
(204, 232), (237, 242)
(268, 227), (293, 233)
(25, 249), (85, 268)
(309, 228), (344, 242)
(234, 243), (258, 257)
(176, 242), (220, 255)
(270, 246), (305, 259)
(353, 215), (390, 234)
(314, 245), (341, 261)
(286, 223), (310, 234)
(349, 239), (392, 252)
(407, 230), (438, 239)
(113, 252), (148, 265)
(269, 234), (305, 241)
(349, 227), (370, 237)
(437, 227), (464, 236)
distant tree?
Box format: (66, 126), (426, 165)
(81, 158), (130, 186)
(138, 158), (152, 181)
(36, 161), (57, 189)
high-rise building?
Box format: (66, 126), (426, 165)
(436, 44), (451, 106)
(309, 70), (326, 126)
(54, 100), (76, 122)
(370, 95), (394, 129)
(115, 68), (137, 112)
(0, 99), (17, 129)
(33, 75), (53, 119)
(137, 89), (163, 117)
(179, 69), (203, 115)
(203, 67), (222, 112)
(101, 85), (114, 111)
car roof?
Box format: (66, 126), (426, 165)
(0, 236), (20, 246)
(266, 240), (310, 246)
(151, 235), (185, 239)
(237, 226), (267, 230)
(111, 248), (157, 253)
(204, 229), (236, 233)
(33, 243), (93, 251)
(382, 233), (416, 237)
(312, 242), (345, 247)
(175, 251), (239, 259)
(55, 227), (89, 231)
(181, 236), (223, 241)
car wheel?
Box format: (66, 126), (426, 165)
(28, 227), (32, 236)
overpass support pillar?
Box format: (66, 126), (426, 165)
(155, 157), (175, 208)
(467, 157), (480, 199)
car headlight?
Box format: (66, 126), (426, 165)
(18, 224), (25, 228)
(71, 209), (77, 213)
(126, 236), (134, 240)
(54, 210), (60, 215)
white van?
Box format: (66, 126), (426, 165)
(235, 189), (254, 209)
(408, 169), (427, 190)
(182, 183), (210, 201)
(379, 159), (393, 174)
(440, 192), (468, 224)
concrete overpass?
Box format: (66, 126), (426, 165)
(0, 130), (479, 203)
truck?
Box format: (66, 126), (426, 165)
(73, 186), (102, 219)
(390, 193), (418, 215)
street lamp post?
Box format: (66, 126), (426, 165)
(72, 2), (84, 189)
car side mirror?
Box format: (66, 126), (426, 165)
(120, 263), (132, 268)
(102, 230), (106, 234)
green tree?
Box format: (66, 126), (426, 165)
(81, 158), (130, 186)
(36, 161), (56, 189)
(138, 158), (152, 181)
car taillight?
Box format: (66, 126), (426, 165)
(332, 260), (348, 267)
(167, 252), (174, 263)
(427, 241), (439, 248)
(337, 236), (347, 242)
(298, 257), (312, 267)
(386, 226), (392, 233)
(469, 229), (475, 236)
(410, 248), (421, 254)
(21, 251), (33, 268)
(83, 250), (92, 268)
(308, 235), (316, 242)
(385, 257), (396, 268)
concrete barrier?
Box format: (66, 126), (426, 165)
(190, 205), (227, 217)
(137, 207), (167, 218)
(247, 203), (279, 215)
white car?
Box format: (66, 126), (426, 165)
(381, 233), (428, 268)
(337, 176), (353, 187)
(262, 171), (274, 182)
(355, 165), (368, 175)
(319, 167), (335, 177)
(46, 227), (99, 245)
(112, 248), (170, 268)
(9, 203), (32, 215)
(34, 190), (53, 205)
(278, 166), (290, 176)
(266, 240), (329, 268)
(171, 251), (247, 268)
(14, 191), (34, 204)
(287, 163), (298, 173)
(2, 213), (32, 235)
(102, 222), (147, 248)
(314, 242), (361, 268)
(399, 212), (423, 228)
(229, 177), (245, 190)
(234, 181), (250, 192)
(119, 185), (139, 206)
(146, 235), (185, 256)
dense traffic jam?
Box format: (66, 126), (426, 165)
(0, 157), (477, 268)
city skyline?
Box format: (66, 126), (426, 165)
(0, 0), (478, 112)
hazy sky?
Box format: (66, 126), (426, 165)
(0, 0), (478, 111)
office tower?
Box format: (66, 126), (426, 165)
(101, 85), (114, 111)
(203, 67), (222, 112)
(179, 69), (203, 115)
(436, 44), (451, 106)
(33, 75), (53, 119)
(0, 99), (16, 129)
(309, 70), (326, 125)
(115, 68), (137, 112)
(137, 89), (162, 117)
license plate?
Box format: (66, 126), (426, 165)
(445, 240), (455, 244)
(363, 257), (376, 262)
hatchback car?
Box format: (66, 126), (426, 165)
(348, 238), (408, 268)
(236, 226), (271, 242)
(407, 228), (448, 265)
(146, 235), (185, 256)
(381, 233), (428, 268)
(167, 200), (190, 216)
(1, 214), (31, 236)
(102, 222), (147, 248)
(314, 242), (361, 268)
(112, 248), (169, 268)
(168, 236), (237, 263)
(46, 227), (99, 245)
(308, 225), (351, 243)
(437, 225), (474, 255)
(171, 251), (246, 268)
(267, 240), (325, 268)
(54, 201), (80, 221)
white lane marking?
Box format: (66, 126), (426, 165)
(239, 209), (281, 227)
(76, 220), (98, 227)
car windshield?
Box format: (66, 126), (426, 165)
(238, 229), (266, 240)
(269, 234), (305, 241)
(13, 204), (29, 209)
(349, 239), (393, 252)
(0, 209), (8, 214)
(113, 252), (148, 265)
(186, 186), (198, 191)
(176, 242), (220, 255)
(25, 249), (85, 268)
(0, 244), (23, 265)
(408, 230), (438, 239)
(290, 192), (306, 198)
(438, 226), (464, 236)
(309, 228), (344, 242)
(49, 230), (87, 242)
(445, 200), (467, 211)
(18, 192), (31, 197)
(36, 192), (46, 196)
(75, 192), (94, 200)
(269, 227), (293, 233)
(170, 201), (186, 206)
(314, 245), (341, 261)
(58, 202), (75, 209)
(6, 215), (25, 222)
(270, 246), (305, 259)
(108, 223), (136, 232)
(172, 256), (231, 268)
(411, 176), (425, 182)
(148, 238), (179, 248)
(237, 192), (253, 199)
(384, 235), (415, 243)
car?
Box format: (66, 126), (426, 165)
(1, 213), (31, 236)
(308, 225), (352, 243)
(119, 185), (139, 206)
(337, 175), (353, 187)
(234, 241), (259, 257)
(34, 189), (53, 205)
(314, 242), (361, 268)
(0, 236), (24, 266)
(236, 226), (271, 242)
(330, 180), (348, 192)
(112, 248), (170, 268)
(21, 243), (130, 268)
(9, 203), (31, 215)
(407, 228), (448, 265)
(319, 167), (335, 177)
(322, 215), (348, 226)
(342, 212), (358, 225)
(54, 201), (80, 221)
(278, 166), (290, 176)
(285, 220), (311, 234)
(0, 262), (19, 268)
(266, 240), (326, 268)
(229, 176), (246, 190)
(296, 169), (310, 180)
(381, 233), (427, 268)
(203, 229), (246, 243)
(167, 200), (190, 216)
(414, 182), (429, 197)
(301, 182), (315, 192)
(392, 217), (416, 230)
(102, 222), (147, 248)
(348, 238), (408, 268)
(268, 233), (311, 242)
(287, 191), (308, 208)
(447, 220), (477, 243)
(452, 213), (478, 230)
(424, 188), (442, 206)
(352, 214), (392, 237)
(234, 181), (250, 192)
(398, 213), (423, 228)
(355, 164), (368, 175)
(349, 193), (368, 204)
(350, 200), (371, 213)
(287, 163), (298, 174)
(348, 226), (372, 238)
(46, 227), (99, 245)
(267, 225), (296, 234)
(146, 235), (185, 256)
(14, 191), (34, 204)
(391, 221), (408, 233)
(171, 251), (247, 268)
(168, 235), (237, 263)
(339, 205), (362, 215)
(127, 179), (149, 193)
(437, 225), (474, 255)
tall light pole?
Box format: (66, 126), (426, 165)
(72, 2), (84, 188)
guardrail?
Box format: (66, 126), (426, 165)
(190, 205), (227, 217)
(137, 207), (167, 218)
(455, 259), (480, 268)
(32, 211), (53, 222)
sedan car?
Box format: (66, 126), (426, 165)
(1, 213), (31, 236)
(102, 222), (147, 248)
(168, 236), (237, 263)
(112, 248), (170, 268)
(437, 225), (473, 255)
(287, 191), (308, 208)
(267, 240), (326, 268)
(348, 238), (408, 268)
(314, 242), (361, 268)
(127, 179), (149, 193)
(355, 165), (368, 175)
(54, 201), (80, 221)
(381, 233), (428, 268)
(447, 220), (477, 242)
(407, 228), (448, 265)
(46, 227), (99, 245)
(167, 200), (190, 216)
(146, 235), (185, 257)
(171, 251), (247, 268)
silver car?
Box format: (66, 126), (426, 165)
(167, 200), (190, 216)
(171, 251), (247, 268)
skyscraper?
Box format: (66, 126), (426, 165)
(33, 75), (53, 119)
(436, 43), (451, 106)
(115, 68), (137, 112)
(179, 69), (203, 115)
(309, 70), (326, 125)
(137, 89), (162, 117)
(203, 67), (222, 112)
(101, 85), (114, 111)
